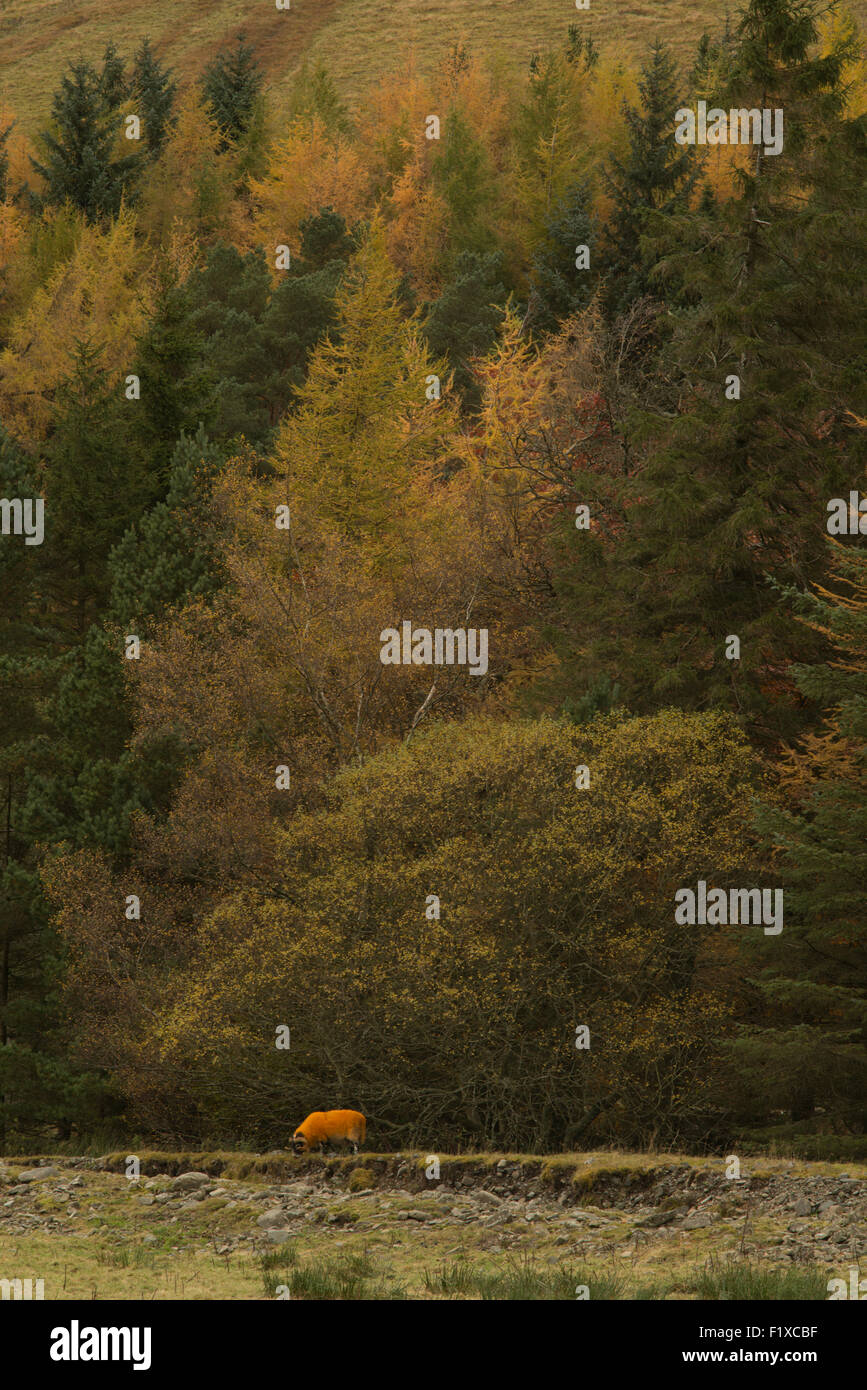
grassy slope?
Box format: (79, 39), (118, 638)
(1, 1149), (862, 1299)
(4, 0), (866, 137)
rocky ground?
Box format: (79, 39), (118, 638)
(0, 1151), (863, 1299)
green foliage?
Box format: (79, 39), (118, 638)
(528, 183), (598, 335)
(602, 40), (697, 316)
(98, 43), (128, 111)
(201, 32), (264, 148)
(98, 709), (759, 1148)
(739, 544), (867, 1132)
(31, 60), (141, 220)
(107, 425), (227, 634)
(288, 60), (353, 136)
(131, 37), (177, 156)
(545, 0), (867, 743)
(431, 106), (498, 260)
(422, 250), (507, 406)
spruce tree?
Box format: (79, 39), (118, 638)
(131, 37), (177, 156)
(527, 183), (598, 336)
(128, 269), (213, 479)
(541, 0), (867, 742)
(602, 41), (698, 318)
(431, 106), (497, 260)
(739, 541), (867, 1138)
(0, 120), (14, 202)
(201, 32), (264, 148)
(31, 60), (141, 220)
(422, 250), (508, 408)
(43, 341), (155, 630)
(98, 42), (128, 110)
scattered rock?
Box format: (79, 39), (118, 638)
(257, 1208), (286, 1228)
(169, 1172), (211, 1193)
(682, 1213), (712, 1230)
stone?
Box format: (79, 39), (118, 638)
(16, 1167), (61, 1183)
(257, 1207), (287, 1228)
(682, 1213), (711, 1230)
(169, 1171), (211, 1192)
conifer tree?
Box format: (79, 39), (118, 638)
(527, 182), (598, 335)
(107, 425), (226, 633)
(287, 60), (352, 136)
(131, 37), (177, 156)
(276, 219), (454, 548)
(0, 120), (14, 202)
(740, 538), (867, 1135)
(129, 269), (213, 475)
(542, 0), (867, 741)
(431, 106), (497, 260)
(201, 32), (264, 148)
(31, 60), (141, 220)
(43, 341), (155, 629)
(98, 42), (128, 111)
(422, 250), (507, 408)
(602, 40), (698, 316)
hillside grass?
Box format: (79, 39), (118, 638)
(2, 1150), (861, 1299)
(4, 0), (866, 137)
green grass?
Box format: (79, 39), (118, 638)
(4, 0), (865, 138)
(424, 1254), (627, 1300)
(689, 1259), (831, 1301)
(260, 1245), (408, 1300)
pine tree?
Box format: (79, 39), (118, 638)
(107, 425), (226, 634)
(0, 120), (14, 201)
(201, 32), (264, 148)
(527, 182), (598, 336)
(31, 60), (141, 220)
(542, 0), (867, 742)
(129, 268), (213, 477)
(0, 429), (113, 1143)
(603, 41), (698, 317)
(98, 42), (128, 110)
(43, 341), (155, 630)
(294, 206), (356, 273)
(740, 538), (867, 1137)
(131, 37), (177, 156)
(422, 250), (507, 408)
(430, 106), (497, 260)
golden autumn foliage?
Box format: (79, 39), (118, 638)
(50, 710), (760, 1148)
(137, 87), (236, 246)
(247, 116), (371, 260)
(0, 208), (149, 440)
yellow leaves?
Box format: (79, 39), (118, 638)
(274, 218), (455, 553)
(818, 7), (867, 119)
(104, 708), (755, 1138)
(0, 206), (149, 440)
(248, 116), (370, 262)
(137, 87), (234, 246)
(385, 158), (450, 299)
